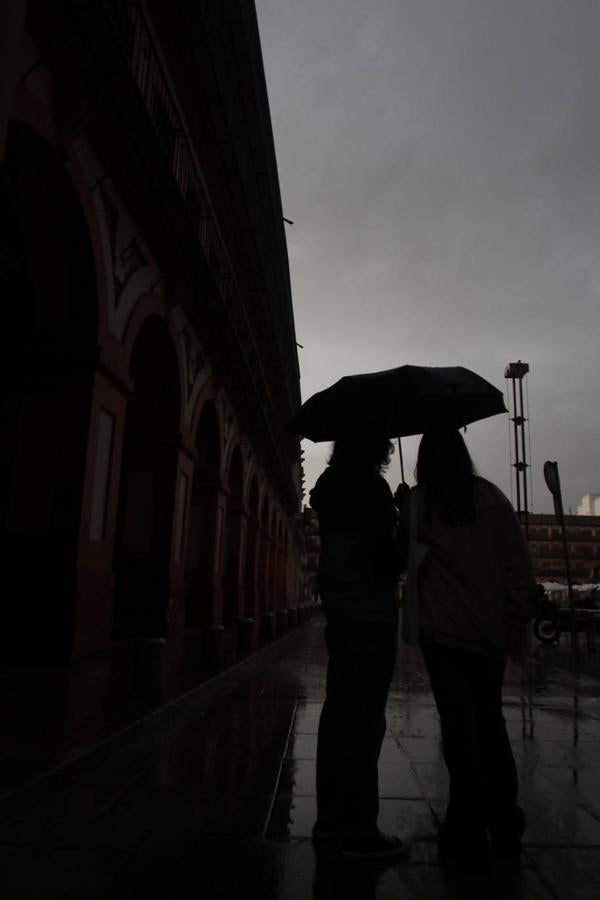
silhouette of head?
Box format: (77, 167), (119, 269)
(416, 428), (477, 524)
(329, 434), (393, 473)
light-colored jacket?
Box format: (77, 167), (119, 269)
(400, 478), (537, 658)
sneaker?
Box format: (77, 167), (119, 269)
(341, 831), (410, 861)
(438, 823), (491, 874)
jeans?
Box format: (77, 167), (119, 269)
(316, 621), (397, 837)
(420, 640), (522, 844)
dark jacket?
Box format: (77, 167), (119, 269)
(310, 466), (405, 623)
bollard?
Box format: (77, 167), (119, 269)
(204, 624), (225, 670)
(262, 611), (277, 643)
(132, 637), (166, 700)
(183, 627), (204, 677)
(237, 617), (257, 655)
(287, 607), (298, 629)
(276, 608), (289, 636)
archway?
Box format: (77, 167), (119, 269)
(222, 447), (245, 624)
(276, 518), (285, 609)
(185, 401), (221, 626)
(244, 475), (260, 620)
(1, 121), (98, 664)
(259, 496), (271, 615)
(112, 317), (181, 639)
(282, 527), (290, 609)
(269, 508), (278, 610)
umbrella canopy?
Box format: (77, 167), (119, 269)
(287, 365), (507, 441)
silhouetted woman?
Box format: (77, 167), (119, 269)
(400, 428), (536, 871)
(309, 433), (408, 861)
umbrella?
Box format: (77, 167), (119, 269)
(286, 365), (507, 479)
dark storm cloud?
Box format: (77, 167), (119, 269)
(257, 0), (600, 510)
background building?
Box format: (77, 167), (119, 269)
(300, 507), (320, 604)
(577, 494), (600, 516)
(0, 0), (306, 672)
(526, 514), (600, 583)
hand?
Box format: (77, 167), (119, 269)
(394, 482), (410, 509)
(508, 623), (531, 663)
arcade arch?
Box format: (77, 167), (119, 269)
(1, 121), (98, 663)
(244, 475), (260, 620)
(185, 400), (222, 626)
(222, 446), (245, 623)
(112, 316), (181, 639)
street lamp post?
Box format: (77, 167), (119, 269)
(543, 460), (578, 662)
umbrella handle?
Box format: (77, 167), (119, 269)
(397, 436), (405, 483)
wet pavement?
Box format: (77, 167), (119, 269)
(1, 617), (600, 898)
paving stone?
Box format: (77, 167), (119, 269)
(287, 732), (317, 760)
(395, 738), (442, 764)
(518, 772), (600, 845)
(388, 709), (441, 739)
(527, 848), (600, 900)
(378, 763), (424, 800)
(266, 794), (437, 842)
(4, 621), (600, 898)
(409, 762), (449, 802)
(0, 841), (128, 900)
(293, 703), (322, 735)
(278, 759), (317, 797)
(96, 780), (274, 836)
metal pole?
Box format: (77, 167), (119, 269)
(559, 511), (579, 663)
(397, 437), (405, 483)
(518, 376), (529, 537)
(511, 378), (521, 513)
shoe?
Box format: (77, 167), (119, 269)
(341, 831), (410, 861)
(438, 824), (491, 874)
(439, 842), (491, 874)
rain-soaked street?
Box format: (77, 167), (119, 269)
(2, 616), (600, 899)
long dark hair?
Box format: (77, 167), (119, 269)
(329, 434), (393, 474)
(416, 428), (478, 525)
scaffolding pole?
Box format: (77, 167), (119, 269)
(505, 360), (530, 537)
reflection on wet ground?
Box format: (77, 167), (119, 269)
(1, 618), (600, 898)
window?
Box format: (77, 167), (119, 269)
(90, 409), (115, 541)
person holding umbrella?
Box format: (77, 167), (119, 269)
(288, 364), (513, 862)
(309, 431), (409, 860)
(398, 427), (537, 872)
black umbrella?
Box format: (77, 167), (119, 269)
(286, 365), (507, 479)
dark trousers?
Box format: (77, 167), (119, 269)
(420, 640), (522, 844)
(316, 622), (397, 837)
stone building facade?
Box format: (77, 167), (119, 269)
(526, 514), (600, 583)
(0, 0), (306, 670)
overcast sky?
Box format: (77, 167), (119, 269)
(255, 0), (600, 513)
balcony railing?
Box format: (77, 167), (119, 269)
(101, 0), (297, 499)
(104, 0), (205, 223)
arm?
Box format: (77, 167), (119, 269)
(494, 490), (537, 661)
(361, 477), (408, 575)
(502, 509), (538, 626)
